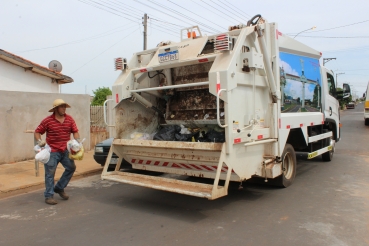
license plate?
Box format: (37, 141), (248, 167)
(110, 158), (118, 164)
(158, 50), (179, 63)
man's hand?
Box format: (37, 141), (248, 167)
(37, 139), (46, 147)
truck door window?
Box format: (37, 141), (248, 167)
(326, 73), (336, 96)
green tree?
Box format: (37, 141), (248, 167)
(91, 87), (112, 106)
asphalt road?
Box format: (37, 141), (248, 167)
(1, 104), (369, 246)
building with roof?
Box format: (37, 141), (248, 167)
(0, 49), (92, 165)
(0, 49), (73, 93)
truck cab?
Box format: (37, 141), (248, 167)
(321, 68), (341, 141)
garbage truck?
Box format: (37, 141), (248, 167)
(101, 15), (350, 200)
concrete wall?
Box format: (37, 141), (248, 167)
(0, 59), (59, 93)
(0, 91), (90, 164)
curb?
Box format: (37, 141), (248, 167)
(0, 168), (103, 199)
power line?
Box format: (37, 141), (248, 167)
(217, 0), (251, 19)
(88, 0), (140, 20)
(286, 19), (369, 35)
(150, 21), (180, 35)
(79, 0), (180, 39)
(209, 0), (244, 23)
(17, 24), (139, 53)
(308, 19), (369, 33)
(134, 0), (217, 34)
(104, 0), (180, 37)
(120, 1), (182, 29)
(215, 0), (247, 21)
(70, 28), (140, 75)
(150, 25), (179, 38)
(147, 0), (221, 33)
(340, 73), (369, 76)
(336, 69), (369, 71)
(293, 35), (369, 38)
(167, 0), (225, 31)
(109, 0), (144, 15)
(323, 45), (369, 53)
(150, 18), (186, 28)
(199, 0), (242, 24)
(95, 0), (218, 35)
(77, 0), (139, 22)
(190, 0), (232, 26)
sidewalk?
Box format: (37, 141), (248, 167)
(0, 150), (103, 199)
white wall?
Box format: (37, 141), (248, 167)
(0, 59), (59, 93)
(0, 91), (91, 164)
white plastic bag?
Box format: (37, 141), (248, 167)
(180, 125), (191, 134)
(34, 144), (51, 164)
(67, 139), (81, 153)
(67, 138), (85, 154)
(67, 139), (86, 160)
(34, 144), (51, 153)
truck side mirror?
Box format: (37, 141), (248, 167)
(336, 93), (343, 100)
(342, 83), (351, 99)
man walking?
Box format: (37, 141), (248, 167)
(34, 99), (80, 205)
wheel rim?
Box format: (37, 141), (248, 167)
(283, 152), (294, 179)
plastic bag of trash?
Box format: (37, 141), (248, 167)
(206, 129), (225, 143)
(35, 149), (50, 164)
(175, 133), (193, 141)
(153, 125), (181, 141)
(67, 139), (85, 160)
(69, 145), (84, 160)
(34, 144), (51, 153)
(179, 125), (191, 134)
(34, 144), (51, 164)
(130, 132), (154, 140)
(67, 139), (81, 153)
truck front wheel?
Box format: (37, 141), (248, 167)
(365, 119), (369, 126)
(275, 144), (296, 187)
(322, 129), (334, 162)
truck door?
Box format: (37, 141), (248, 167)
(322, 70), (340, 139)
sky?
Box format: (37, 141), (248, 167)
(1, 0), (369, 98)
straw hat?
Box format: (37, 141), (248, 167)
(49, 99), (71, 112)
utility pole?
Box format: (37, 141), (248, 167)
(323, 58), (336, 66)
(143, 13), (148, 50)
(336, 72), (344, 88)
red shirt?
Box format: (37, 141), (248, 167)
(35, 113), (79, 152)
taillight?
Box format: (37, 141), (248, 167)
(114, 57), (127, 71)
(214, 34), (231, 51)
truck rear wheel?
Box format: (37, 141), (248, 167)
(275, 144), (296, 187)
(322, 129), (334, 162)
(365, 119), (369, 126)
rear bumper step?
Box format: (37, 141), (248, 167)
(102, 171), (224, 199)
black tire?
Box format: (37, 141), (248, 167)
(322, 129), (334, 162)
(275, 144), (296, 187)
(365, 119), (369, 126)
